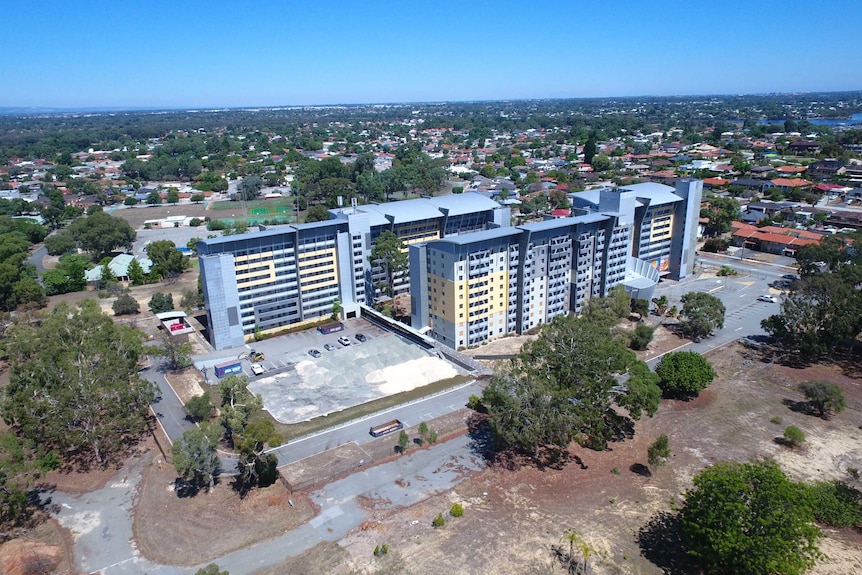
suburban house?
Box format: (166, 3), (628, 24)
(730, 222), (822, 257)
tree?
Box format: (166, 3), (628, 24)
(798, 381), (846, 419)
(1, 300), (155, 466)
(679, 292), (725, 341)
(154, 329), (192, 371)
(590, 153), (611, 172)
(483, 313), (654, 457)
(166, 189), (180, 204)
(172, 424), (220, 493)
(304, 203), (331, 223)
(617, 361), (661, 420)
(127, 257), (147, 285)
(215, 375), (263, 443)
(147, 240), (189, 278)
(112, 293), (140, 315)
(762, 273), (862, 358)
(66, 211), (136, 258)
(185, 391), (214, 422)
(234, 419), (281, 494)
(583, 284), (631, 328)
(418, 421), (429, 445)
(700, 196), (740, 236)
(647, 435), (670, 470)
(148, 292), (175, 314)
(0, 431), (58, 531)
(629, 324), (654, 350)
(583, 134), (597, 165)
(630, 297), (649, 319)
(655, 351), (715, 398)
(369, 230), (408, 297)
(190, 193), (205, 204)
(124, 196), (139, 206)
(235, 176), (263, 200)
(680, 460), (821, 575)
(44, 230), (77, 255)
(146, 190), (162, 205)
(398, 429), (409, 453)
(195, 565), (229, 575)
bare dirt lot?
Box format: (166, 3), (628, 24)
(133, 454), (317, 566)
(110, 204), (209, 229)
(268, 343), (862, 575)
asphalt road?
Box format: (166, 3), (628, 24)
(26, 244), (47, 274)
(266, 378), (485, 467)
(142, 354), (239, 471)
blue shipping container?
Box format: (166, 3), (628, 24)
(214, 361), (243, 378)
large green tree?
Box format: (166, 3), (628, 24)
(172, 423), (221, 493)
(234, 419), (281, 494)
(66, 211), (136, 258)
(215, 375), (263, 444)
(146, 240), (189, 278)
(762, 273), (862, 358)
(679, 292), (725, 341)
(482, 313), (659, 457)
(1, 300), (155, 466)
(369, 230), (408, 297)
(681, 460), (821, 575)
(655, 351), (715, 398)
(700, 196), (740, 236)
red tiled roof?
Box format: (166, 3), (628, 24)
(770, 178), (810, 187)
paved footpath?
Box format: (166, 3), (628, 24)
(51, 433), (483, 575)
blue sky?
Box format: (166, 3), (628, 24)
(4, 0), (861, 109)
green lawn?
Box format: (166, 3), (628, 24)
(210, 198), (295, 214)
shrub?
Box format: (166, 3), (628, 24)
(432, 513), (445, 528)
(629, 324), (654, 350)
(807, 480), (862, 527)
(612, 467), (621, 475)
(770, 416), (782, 425)
(373, 543), (389, 556)
(783, 425), (806, 447)
(450, 503), (464, 517)
(647, 435), (671, 469)
(467, 394), (483, 410)
(148, 292), (175, 314)
(190, 217), (203, 227)
(716, 265), (738, 276)
(427, 429), (438, 444)
(702, 237), (729, 253)
(113, 293), (140, 316)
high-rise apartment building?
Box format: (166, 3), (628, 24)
(199, 181), (701, 351)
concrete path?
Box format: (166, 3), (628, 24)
(51, 433), (483, 575)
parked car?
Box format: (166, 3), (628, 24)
(248, 349), (265, 361)
(337, 336), (351, 346)
(355, 333), (367, 342)
(757, 295), (778, 303)
(323, 343), (336, 351)
(251, 363), (265, 376)
(308, 349), (322, 358)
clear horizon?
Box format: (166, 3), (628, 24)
(5, 0), (861, 109)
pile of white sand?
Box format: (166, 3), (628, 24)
(366, 356), (458, 395)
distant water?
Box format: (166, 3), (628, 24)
(760, 113), (862, 127)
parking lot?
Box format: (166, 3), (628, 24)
(193, 318), (468, 424)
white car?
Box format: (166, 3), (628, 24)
(250, 363), (265, 375)
(337, 336), (351, 346)
(757, 295), (778, 303)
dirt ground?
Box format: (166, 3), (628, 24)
(110, 204), (210, 229)
(133, 453), (317, 566)
(268, 343), (862, 575)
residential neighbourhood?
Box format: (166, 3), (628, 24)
(1, 94), (862, 575)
